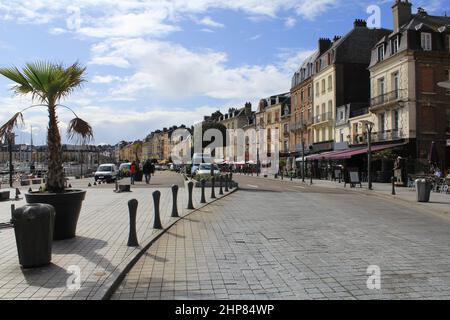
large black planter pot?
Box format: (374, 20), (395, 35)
(25, 190), (86, 241)
(13, 204), (55, 268)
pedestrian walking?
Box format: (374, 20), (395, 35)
(150, 162), (155, 177)
(143, 159), (152, 184)
(130, 161), (137, 185)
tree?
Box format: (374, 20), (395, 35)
(0, 61), (93, 193)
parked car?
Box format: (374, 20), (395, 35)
(118, 162), (131, 178)
(196, 163), (220, 177)
(94, 164), (118, 182)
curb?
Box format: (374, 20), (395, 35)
(100, 187), (239, 300)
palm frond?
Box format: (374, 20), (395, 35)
(67, 117), (93, 144)
(0, 67), (34, 95)
(0, 112), (24, 142)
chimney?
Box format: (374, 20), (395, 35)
(353, 19), (367, 28)
(392, 0), (412, 33)
(318, 38), (332, 54)
(333, 35), (342, 42)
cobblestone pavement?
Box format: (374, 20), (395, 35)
(113, 180), (450, 300)
(0, 172), (230, 300)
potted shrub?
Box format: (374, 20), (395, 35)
(0, 61), (93, 240)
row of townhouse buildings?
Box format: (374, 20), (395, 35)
(115, 1), (450, 179)
(286, 0), (450, 180)
(116, 125), (187, 164)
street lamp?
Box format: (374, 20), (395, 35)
(360, 120), (375, 190)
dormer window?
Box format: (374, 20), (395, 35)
(421, 32), (432, 51)
(391, 36), (399, 55)
(377, 45), (385, 61)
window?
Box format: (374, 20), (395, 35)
(421, 68), (434, 92)
(393, 110), (400, 131)
(321, 103), (326, 116)
(316, 83), (320, 97)
(328, 75), (332, 91)
(284, 123), (289, 134)
(447, 108), (450, 132)
(321, 79), (326, 94)
(391, 36), (399, 55)
(377, 45), (385, 61)
(328, 101), (333, 115)
(378, 78), (385, 99)
(446, 70), (450, 94)
(339, 110), (345, 121)
(339, 129), (344, 142)
(379, 113), (386, 133)
(300, 91), (304, 105)
(308, 86), (312, 98)
(421, 32), (432, 51)
(392, 72), (399, 97)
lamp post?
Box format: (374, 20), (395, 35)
(8, 132), (15, 188)
(360, 121), (374, 190)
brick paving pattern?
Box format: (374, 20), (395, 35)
(113, 186), (450, 300)
(0, 172), (229, 300)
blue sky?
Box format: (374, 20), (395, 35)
(0, 0), (448, 145)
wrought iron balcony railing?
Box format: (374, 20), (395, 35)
(370, 89), (407, 108)
(314, 112), (333, 124)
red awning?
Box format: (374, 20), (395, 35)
(329, 142), (407, 160)
(308, 142), (407, 161)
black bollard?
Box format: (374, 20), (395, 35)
(392, 170), (396, 196)
(187, 181), (195, 210)
(224, 174), (229, 192)
(229, 174), (233, 190)
(200, 179), (206, 204)
(211, 177), (216, 199)
(127, 199), (139, 247)
(152, 191), (163, 229)
(171, 185), (179, 218)
(219, 175), (224, 195)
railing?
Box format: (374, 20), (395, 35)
(314, 112), (333, 124)
(370, 89), (407, 108)
(290, 116), (313, 131)
(351, 128), (406, 145)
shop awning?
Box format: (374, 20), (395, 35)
(306, 142), (407, 161)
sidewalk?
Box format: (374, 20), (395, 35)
(236, 173), (450, 217)
(0, 176), (236, 300)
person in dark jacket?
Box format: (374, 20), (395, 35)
(143, 160), (152, 184)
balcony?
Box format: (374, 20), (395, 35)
(370, 89), (407, 110)
(351, 128), (406, 145)
(290, 116), (313, 131)
(314, 112), (333, 124)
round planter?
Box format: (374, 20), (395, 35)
(25, 190), (86, 240)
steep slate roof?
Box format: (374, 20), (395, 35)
(316, 25), (391, 73)
(291, 50), (320, 88)
(370, 9), (450, 68)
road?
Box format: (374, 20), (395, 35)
(110, 175), (450, 300)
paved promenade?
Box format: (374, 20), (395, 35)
(237, 173), (450, 217)
(113, 175), (450, 300)
(0, 172), (233, 300)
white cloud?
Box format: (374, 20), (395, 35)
(284, 17), (296, 28)
(88, 38), (298, 101)
(196, 16), (225, 28)
(248, 34), (262, 41)
(0, 0), (341, 39)
(91, 75), (122, 84)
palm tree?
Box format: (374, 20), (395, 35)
(0, 61), (93, 193)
